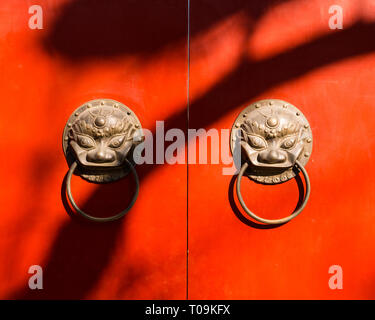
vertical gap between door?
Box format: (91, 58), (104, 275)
(186, 0), (190, 301)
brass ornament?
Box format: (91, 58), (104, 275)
(63, 99), (143, 183)
(230, 99), (312, 225)
(62, 99), (143, 222)
(230, 99), (312, 184)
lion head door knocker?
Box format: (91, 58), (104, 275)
(230, 99), (312, 225)
(62, 99), (143, 222)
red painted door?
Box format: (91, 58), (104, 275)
(0, 0), (187, 299)
(189, 0), (375, 299)
(0, 0), (374, 300)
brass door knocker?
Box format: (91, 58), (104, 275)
(62, 99), (143, 222)
(230, 99), (312, 225)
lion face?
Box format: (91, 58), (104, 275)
(68, 106), (136, 167)
(231, 100), (312, 184)
(63, 99), (143, 183)
(240, 109), (305, 169)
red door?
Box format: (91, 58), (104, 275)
(0, 0), (374, 300)
(0, 0), (187, 299)
(189, 0), (375, 299)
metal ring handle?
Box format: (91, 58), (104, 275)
(66, 159), (139, 222)
(236, 160), (310, 225)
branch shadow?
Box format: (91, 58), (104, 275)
(189, 21), (375, 130)
(42, 0), (283, 61)
(43, 0), (187, 60)
(10, 217), (126, 299)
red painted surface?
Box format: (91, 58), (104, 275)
(0, 0), (187, 299)
(0, 0), (374, 299)
(189, 0), (375, 299)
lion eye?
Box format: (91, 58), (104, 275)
(248, 135), (267, 150)
(280, 136), (297, 149)
(108, 135), (125, 148)
(77, 135), (96, 149)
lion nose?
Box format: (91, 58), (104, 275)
(87, 150), (115, 163)
(257, 150), (287, 164)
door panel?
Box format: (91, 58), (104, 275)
(0, 0), (187, 299)
(189, 0), (375, 299)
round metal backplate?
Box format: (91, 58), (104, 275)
(62, 99), (143, 183)
(230, 99), (313, 184)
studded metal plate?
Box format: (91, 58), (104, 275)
(230, 99), (313, 184)
(63, 99), (143, 183)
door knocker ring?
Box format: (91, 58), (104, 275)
(62, 99), (143, 222)
(230, 99), (313, 225)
